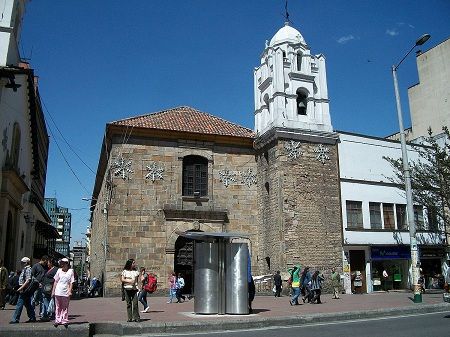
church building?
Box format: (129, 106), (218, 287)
(89, 22), (446, 296)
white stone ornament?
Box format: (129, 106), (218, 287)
(284, 140), (302, 160)
(219, 169), (237, 187)
(314, 144), (330, 164)
(241, 168), (257, 187)
(111, 155), (134, 180)
(145, 162), (164, 182)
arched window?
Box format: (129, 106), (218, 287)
(296, 52), (302, 71)
(264, 94), (270, 114)
(182, 155), (208, 197)
(10, 123), (21, 169)
(296, 89), (307, 115)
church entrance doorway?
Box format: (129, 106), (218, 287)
(174, 230), (202, 296)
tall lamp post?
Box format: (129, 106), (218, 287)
(392, 33), (430, 303)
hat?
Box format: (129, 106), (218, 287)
(20, 257), (30, 263)
(60, 258), (69, 263)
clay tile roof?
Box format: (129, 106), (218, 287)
(110, 106), (255, 138)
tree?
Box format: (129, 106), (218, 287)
(384, 127), (450, 235)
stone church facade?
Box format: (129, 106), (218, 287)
(90, 23), (343, 296)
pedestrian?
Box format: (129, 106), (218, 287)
(310, 271), (325, 304)
(8, 270), (20, 305)
(288, 265), (301, 305)
(273, 270), (282, 297)
(175, 273), (186, 303)
(382, 269), (389, 292)
(10, 257), (37, 324)
(300, 266), (312, 303)
(331, 268), (341, 299)
(121, 259), (140, 322)
(31, 255), (48, 316)
(248, 276), (255, 313)
(52, 258), (75, 328)
(40, 259), (58, 321)
(0, 259), (8, 310)
(138, 267), (150, 313)
(167, 271), (177, 303)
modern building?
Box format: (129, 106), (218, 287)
(0, 0), (56, 271)
(89, 21), (447, 295)
(44, 198), (71, 257)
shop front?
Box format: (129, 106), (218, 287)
(371, 246), (410, 291)
(419, 246), (445, 290)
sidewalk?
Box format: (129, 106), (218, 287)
(1, 292), (449, 336)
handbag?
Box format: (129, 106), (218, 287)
(43, 283), (53, 295)
(121, 282), (125, 301)
(47, 297), (55, 315)
(23, 276), (39, 295)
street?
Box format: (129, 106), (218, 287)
(133, 311), (450, 337)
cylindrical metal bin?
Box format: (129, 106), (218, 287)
(225, 243), (249, 314)
(194, 242), (219, 314)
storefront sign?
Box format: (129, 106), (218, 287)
(371, 246), (411, 260)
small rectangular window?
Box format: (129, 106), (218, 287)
(369, 202), (382, 229)
(346, 201), (363, 229)
(414, 205), (424, 230)
(396, 204), (407, 230)
(383, 203), (395, 230)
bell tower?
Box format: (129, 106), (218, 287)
(254, 21), (342, 284)
(0, 0), (27, 67)
(254, 22), (332, 136)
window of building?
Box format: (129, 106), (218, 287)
(383, 203), (395, 230)
(414, 205), (424, 230)
(396, 204), (407, 230)
(296, 52), (302, 71)
(346, 201), (363, 229)
(369, 202), (382, 229)
(10, 122), (21, 169)
(296, 89), (307, 115)
(426, 205), (439, 231)
(182, 155), (208, 197)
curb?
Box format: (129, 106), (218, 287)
(1, 303), (449, 337)
(92, 302), (450, 336)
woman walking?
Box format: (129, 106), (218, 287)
(310, 271), (325, 304)
(138, 267), (149, 313)
(167, 272), (177, 303)
(121, 259), (140, 322)
(175, 273), (186, 303)
(51, 258), (75, 328)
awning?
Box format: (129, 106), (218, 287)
(35, 220), (60, 239)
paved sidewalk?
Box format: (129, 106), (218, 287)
(1, 292), (449, 336)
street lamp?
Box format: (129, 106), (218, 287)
(392, 33), (430, 303)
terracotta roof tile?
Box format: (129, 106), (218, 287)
(110, 106), (255, 138)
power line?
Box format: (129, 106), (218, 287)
(41, 99), (97, 175)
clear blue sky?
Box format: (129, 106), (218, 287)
(19, 1), (450, 246)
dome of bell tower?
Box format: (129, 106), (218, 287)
(269, 22), (305, 47)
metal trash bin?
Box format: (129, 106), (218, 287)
(226, 243), (249, 314)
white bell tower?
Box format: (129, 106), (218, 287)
(0, 0), (27, 67)
(254, 22), (332, 136)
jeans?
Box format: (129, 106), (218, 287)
(168, 289), (176, 303)
(138, 290), (148, 310)
(291, 287), (300, 304)
(176, 288), (185, 302)
(12, 292), (36, 322)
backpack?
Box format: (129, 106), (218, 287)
(143, 275), (157, 293)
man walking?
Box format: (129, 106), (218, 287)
(331, 268), (340, 299)
(273, 270), (282, 297)
(10, 257), (37, 324)
(31, 255), (48, 312)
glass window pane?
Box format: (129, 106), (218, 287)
(369, 202), (382, 229)
(396, 204), (407, 230)
(383, 204), (395, 230)
(346, 201), (363, 229)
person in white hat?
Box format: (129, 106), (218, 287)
(51, 258), (74, 328)
(10, 257), (36, 324)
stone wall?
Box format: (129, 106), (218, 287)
(90, 135), (258, 296)
(256, 133), (343, 292)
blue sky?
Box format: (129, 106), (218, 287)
(19, 1), (450, 246)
